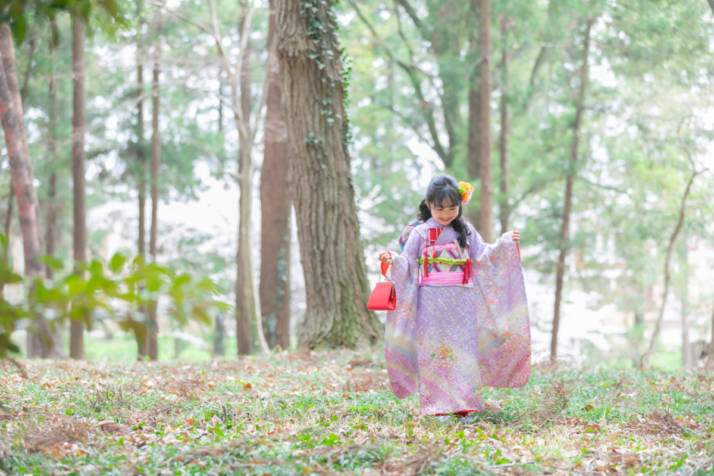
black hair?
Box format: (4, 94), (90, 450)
(417, 174), (471, 248)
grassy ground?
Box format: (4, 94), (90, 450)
(1, 349), (713, 475)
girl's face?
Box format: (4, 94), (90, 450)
(427, 200), (460, 226)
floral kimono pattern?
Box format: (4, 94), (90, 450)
(384, 218), (530, 415)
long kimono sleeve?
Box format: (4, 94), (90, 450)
(468, 227), (531, 388)
(384, 230), (422, 398)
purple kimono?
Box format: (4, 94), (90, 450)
(385, 217), (530, 415)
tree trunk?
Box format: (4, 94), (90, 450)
(135, 0), (149, 359)
(46, 18), (59, 280)
(148, 42), (160, 361)
(550, 20), (592, 364)
(276, 0), (381, 348)
(466, 0), (480, 226)
(260, 0), (291, 350)
(235, 4), (267, 355)
(70, 13), (87, 360)
(137, 55), (146, 256)
(679, 242), (690, 368)
(0, 24), (61, 358)
(639, 170), (698, 368)
(477, 0), (492, 242)
(498, 16), (511, 234)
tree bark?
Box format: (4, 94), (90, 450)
(260, 0), (291, 350)
(551, 20), (592, 364)
(134, 0), (149, 359)
(639, 170), (698, 368)
(148, 42), (160, 361)
(0, 24), (61, 358)
(235, 2), (264, 355)
(498, 16), (511, 234)
(679, 242), (690, 368)
(276, 0), (381, 348)
(46, 18), (59, 280)
(70, 12), (87, 359)
(137, 48), (146, 257)
(477, 0), (492, 242)
(466, 0), (480, 226)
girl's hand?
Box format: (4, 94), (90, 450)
(512, 231), (520, 243)
(378, 250), (393, 264)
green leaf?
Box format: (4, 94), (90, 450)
(11, 13), (27, 44)
(109, 253), (128, 273)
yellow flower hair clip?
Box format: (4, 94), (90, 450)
(458, 181), (474, 205)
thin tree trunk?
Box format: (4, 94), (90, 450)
(137, 57), (146, 256)
(466, 0), (480, 226)
(477, 0), (492, 242)
(498, 16), (511, 234)
(550, 20), (592, 364)
(235, 3), (265, 354)
(135, 0), (148, 359)
(708, 0), (714, 16)
(276, 0), (381, 348)
(260, 0), (291, 350)
(46, 19), (59, 279)
(679, 242), (690, 368)
(70, 13), (87, 359)
(639, 170), (698, 368)
(148, 42), (160, 361)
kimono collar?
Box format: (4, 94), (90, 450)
(415, 218), (450, 241)
(425, 217), (444, 229)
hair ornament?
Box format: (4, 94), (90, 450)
(458, 181), (474, 205)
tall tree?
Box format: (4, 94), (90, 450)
(276, 0), (381, 348)
(233, 0), (259, 354)
(550, 19), (592, 363)
(0, 24), (59, 357)
(639, 167), (700, 368)
(260, 0), (291, 349)
(136, 1), (147, 260)
(136, 2), (149, 360)
(45, 19), (59, 279)
(166, 0), (269, 354)
(70, 10), (87, 359)
(148, 38), (161, 361)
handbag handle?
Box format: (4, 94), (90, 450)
(379, 254), (393, 282)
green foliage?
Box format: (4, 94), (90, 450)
(0, 240), (228, 359)
(0, 0), (126, 44)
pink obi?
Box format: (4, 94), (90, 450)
(419, 242), (473, 286)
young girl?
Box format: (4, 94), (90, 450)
(378, 174), (530, 417)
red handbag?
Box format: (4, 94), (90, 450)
(366, 261), (396, 311)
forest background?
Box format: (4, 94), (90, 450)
(1, 0), (713, 370)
